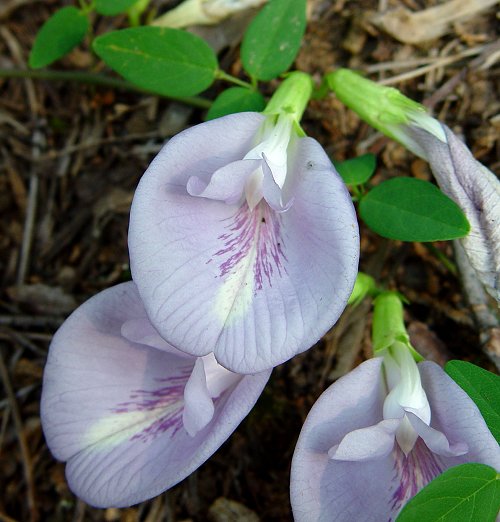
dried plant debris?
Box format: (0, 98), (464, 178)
(372, 0), (499, 44)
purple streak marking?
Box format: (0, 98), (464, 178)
(389, 438), (444, 520)
(111, 366), (192, 443)
(214, 203), (287, 290)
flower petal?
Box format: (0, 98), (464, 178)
(121, 317), (188, 356)
(291, 359), (446, 521)
(328, 418), (399, 461)
(182, 358), (215, 437)
(418, 361), (500, 468)
(187, 158), (261, 205)
(291, 359), (388, 520)
(261, 153), (294, 212)
(41, 281), (271, 507)
(129, 116), (359, 373)
(408, 124), (500, 302)
(406, 411), (467, 457)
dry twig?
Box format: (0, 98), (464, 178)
(0, 349), (38, 522)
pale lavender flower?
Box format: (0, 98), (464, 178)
(128, 111), (359, 374)
(41, 281), (271, 508)
(290, 357), (500, 521)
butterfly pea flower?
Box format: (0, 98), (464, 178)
(328, 68), (500, 304)
(41, 281), (271, 508)
(129, 72), (359, 374)
(290, 293), (500, 521)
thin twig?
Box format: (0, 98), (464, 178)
(378, 45), (485, 85)
(0, 26), (37, 114)
(364, 44), (487, 73)
(0, 68), (212, 109)
(0, 384), (38, 411)
(16, 130), (42, 286)
(37, 130), (164, 162)
(0, 0), (44, 21)
(0, 328), (48, 357)
(0, 349), (38, 522)
(0, 315), (63, 329)
(424, 40), (500, 110)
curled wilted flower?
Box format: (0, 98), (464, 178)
(129, 73), (359, 373)
(405, 124), (500, 304)
(290, 294), (500, 521)
(328, 68), (500, 303)
(41, 282), (271, 508)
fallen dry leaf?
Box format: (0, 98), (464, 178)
(372, 0), (499, 44)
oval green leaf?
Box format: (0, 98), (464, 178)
(445, 360), (500, 443)
(241, 0), (307, 81)
(206, 87), (266, 120)
(397, 463), (500, 522)
(334, 153), (377, 186)
(93, 27), (218, 97)
(359, 177), (470, 242)
(95, 0), (138, 16)
(29, 7), (89, 69)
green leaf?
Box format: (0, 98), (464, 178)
(93, 27), (218, 97)
(206, 87), (265, 120)
(445, 360), (500, 443)
(334, 153), (376, 185)
(95, 0), (138, 16)
(241, 0), (307, 81)
(359, 177), (470, 242)
(396, 463), (500, 522)
(29, 7), (89, 69)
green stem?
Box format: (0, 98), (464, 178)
(215, 70), (254, 89)
(423, 243), (457, 275)
(79, 0), (95, 15)
(0, 68), (212, 109)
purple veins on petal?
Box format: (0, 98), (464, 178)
(129, 111), (359, 373)
(290, 358), (500, 522)
(390, 439), (444, 514)
(112, 371), (191, 442)
(215, 202), (287, 291)
(41, 281), (271, 507)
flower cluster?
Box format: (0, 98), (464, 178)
(41, 69), (498, 517)
(41, 73), (360, 507)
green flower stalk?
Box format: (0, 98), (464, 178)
(372, 292), (423, 361)
(347, 272), (377, 307)
(326, 69), (445, 159)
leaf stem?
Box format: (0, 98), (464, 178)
(0, 68), (212, 109)
(423, 243), (458, 275)
(215, 70), (254, 89)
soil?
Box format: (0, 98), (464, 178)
(0, 0), (498, 521)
